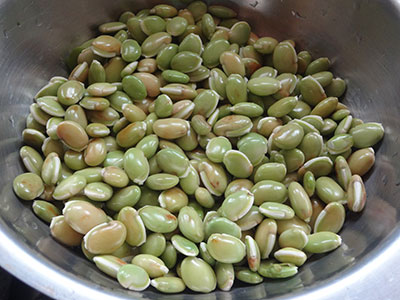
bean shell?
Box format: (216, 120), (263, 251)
(107, 186), (140, 212)
(254, 37), (278, 54)
(122, 75), (147, 100)
(36, 96), (65, 117)
(315, 176), (346, 204)
(150, 4), (178, 18)
(220, 51), (245, 77)
(334, 156), (352, 190)
(203, 39), (230, 68)
(53, 174), (86, 200)
(84, 182), (113, 202)
(150, 277), (186, 294)
(254, 163), (287, 183)
(288, 182), (313, 222)
(273, 123), (304, 150)
(57, 80), (85, 106)
(146, 173), (180, 190)
(251, 180), (288, 205)
(123, 148), (149, 185)
(299, 76), (326, 106)
(236, 268), (263, 284)
(247, 77), (281, 96)
(93, 255), (127, 279)
(156, 148), (189, 177)
(273, 41), (298, 74)
(278, 228), (308, 250)
(139, 206), (178, 233)
(180, 257), (216, 293)
(50, 215), (83, 246)
(204, 217), (241, 239)
(347, 148), (375, 176)
(84, 138), (107, 166)
(218, 190), (254, 221)
(304, 232), (342, 253)
(132, 254), (169, 278)
(213, 115), (253, 137)
(160, 242), (178, 269)
(215, 262), (235, 291)
(171, 51), (202, 73)
(140, 232), (166, 257)
(153, 118), (190, 139)
(274, 247), (307, 266)
(254, 219), (277, 259)
(198, 159), (228, 196)
(223, 150), (253, 179)
(314, 202), (345, 233)
(350, 122), (384, 148)
(258, 261), (298, 278)
(207, 233), (246, 263)
(259, 202), (295, 220)
(116, 121), (147, 148)
(178, 206), (204, 243)
(57, 121), (89, 151)
(202, 13), (216, 40)
(117, 264), (150, 291)
(63, 200), (108, 234)
(84, 220), (127, 254)
(171, 234), (199, 257)
(347, 175), (366, 212)
(159, 187), (188, 213)
(141, 32), (172, 58)
(236, 206), (263, 231)
(305, 57), (330, 75)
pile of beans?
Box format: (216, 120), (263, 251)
(13, 1), (384, 294)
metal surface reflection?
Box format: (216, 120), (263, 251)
(0, 0), (400, 299)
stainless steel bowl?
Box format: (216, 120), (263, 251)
(1, 0), (399, 299)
